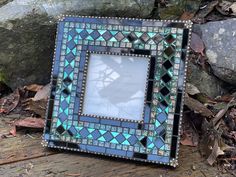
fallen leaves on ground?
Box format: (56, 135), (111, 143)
(181, 114), (199, 147)
(216, 1), (236, 16)
(31, 84), (50, 101)
(185, 94), (214, 117)
(10, 117), (45, 136)
(0, 89), (20, 114)
(190, 32), (205, 56)
(24, 84), (44, 92)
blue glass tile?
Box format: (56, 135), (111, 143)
(68, 125), (77, 136)
(44, 133), (50, 140)
(121, 122), (137, 129)
(64, 65), (73, 75)
(122, 19), (142, 26)
(144, 104), (151, 123)
(103, 132), (113, 141)
(106, 148), (126, 156)
(65, 52), (75, 62)
(154, 138), (165, 148)
(79, 144), (87, 150)
(86, 145), (106, 153)
(157, 112), (167, 123)
(83, 17), (107, 24)
(90, 30), (100, 39)
(155, 125), (165, 135)
(79, 116), (99, 123)
(115, 134), (125, 143)
(68, 28), (77, 38)
(91, 130), (101, 139)
(79, 128), (90, 138)
(61, 100), (69, 110)
(127, 135), (138, 145)
(126, 151), (134, 157)
(79, 29), (89, 39)
(67, 40), (76, 50)
(100, 119), (121, 126)
(102, 31), (112, 40)
(147, 155), (169, 163)
(59, 112), (67, 123)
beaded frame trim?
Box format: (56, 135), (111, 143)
(42, 15), (192, 167)
(78, 51), (151, 123)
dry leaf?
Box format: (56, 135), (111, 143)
(10, 117), (45, 136)
(190, 32), (205, 56)
(229, 3), (236, 15)
(23, 99), (47, 117)
(0, 89), (20, 114)
(212, 98), (234, 125)
(180, 11), (195, 20)
(186, 83), (200, 95)
(217, 1), (236, 16)
(207, 139), (224, 165)
(185, 95), (214, 117)
(195, 93), (217, 104)
(24, 84), (43, 92)
(32, 84), (50, 101)
(195, 0), (219, 18)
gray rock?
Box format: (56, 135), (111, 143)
(199, 19), (236, 85)
(187, 62), (227, 98)
(0, 0), (155, 89)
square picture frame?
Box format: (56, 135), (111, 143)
(43, 15), (192, 167)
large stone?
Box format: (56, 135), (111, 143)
(187, 62), (227, 98)
(199, 19), (236, 85)
(0, 0), (155, 89)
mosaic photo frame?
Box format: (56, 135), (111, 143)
(42, 16), (192, 167)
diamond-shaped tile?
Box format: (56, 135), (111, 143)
(140, 136), (147, 147)
(157, 112), (167, 123)
(103, 132), (113, 141)
(153, 34), (163, 44)
(163, 60), (173, 70)
(91, 130), (101, 139)
(63, 77), (72, 86)
(114, 32), (125, 41)
(59, 112), (67, 122)
(140, 33), (150, 42)
(155, 125), (166, 135)
(128, 135), (138, 145)
(67, 126), (77, 136)
(68, 29), (77, 38)
(61, 100), (69, 110)
(102, 31), (112, 40)
(164, 46), (175, 58)
(79, 29), (89, 39)
(64, 65), (73, 75)
(116, 134), (125, 143)
(160, 87), (170, 96)
(127, 32), (137, 42)
(62, 88), (70, 97)
(162, 73), (171, 83)
(165, 34), (175, 44)
(65, 52), (75, 62)
(90, 30), (100, 40)
(67, 40), (76, 50)
(154, 138), (165, 148)
(56, 125), (65, 134)
(79, 128), (89, 138)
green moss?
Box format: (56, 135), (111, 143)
(0, 70), (6, 82)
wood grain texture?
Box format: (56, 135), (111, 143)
(0, 116), (232, 177)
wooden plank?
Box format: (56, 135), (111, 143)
(0, 117), (57, 165)
(0, 146), (230, 177)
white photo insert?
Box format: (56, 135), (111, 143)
(82, 53), (149, 121)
